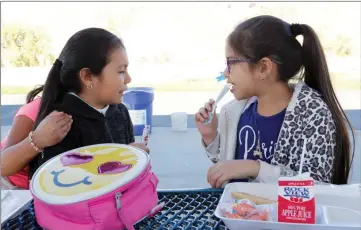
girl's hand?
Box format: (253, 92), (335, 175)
(32, 111), (73, 150)
(207, 160), (260, 188)
(129, 142), (150, 154)
(195, 99), (218, 145)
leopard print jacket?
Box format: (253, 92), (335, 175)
(272, 84), (336, 183)
(203, 83), (336, 183)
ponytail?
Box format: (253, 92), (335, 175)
(26, 85), (44, 103)
(32, 28), (124, 131)
(294, 24), (354, 184)
(33, 59), (67, 129)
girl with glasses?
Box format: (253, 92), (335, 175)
(195, 15), (354, 188)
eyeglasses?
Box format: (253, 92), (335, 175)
(226, 58), (253, 73)
(226, 56), (283, 73)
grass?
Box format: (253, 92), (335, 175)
(1, 73), (360, 95)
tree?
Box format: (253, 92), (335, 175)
(1, 23), (55, 67)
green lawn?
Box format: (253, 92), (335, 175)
(2, 73), (359, 95)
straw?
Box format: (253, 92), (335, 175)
(298, 137), (307, 175)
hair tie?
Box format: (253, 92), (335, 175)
(290, 23), (303, 37)
(53, 59), (63, 68)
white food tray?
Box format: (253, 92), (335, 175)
(214, 183), (361, 230)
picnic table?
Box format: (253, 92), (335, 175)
(2, 184), (361, 230)
(1, 188), (228, 230)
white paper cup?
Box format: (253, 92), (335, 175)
(171, 112), (188, 131)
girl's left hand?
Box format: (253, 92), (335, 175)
(207, 160), (260, 188)
(129, 142), (150, 154)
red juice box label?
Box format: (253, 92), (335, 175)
(278, 178), (315, 224)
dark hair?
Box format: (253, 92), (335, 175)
(33, 28), (124, 128)
(228, 15), (354, 184)
(26, 85), (44, 103)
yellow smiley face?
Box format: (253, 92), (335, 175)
(36, 144), (145, 198)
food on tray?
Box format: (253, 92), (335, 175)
(220, 199), (269, 221)
(231, 192), (276, 205)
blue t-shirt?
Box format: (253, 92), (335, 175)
(233, 100), (286, 182)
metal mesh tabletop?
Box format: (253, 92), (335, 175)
(2, 189), (228, 230)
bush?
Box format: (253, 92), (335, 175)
(1, 24), (55, 67)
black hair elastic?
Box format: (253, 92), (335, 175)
(290, 23), (303, 37)
(53, 59), (63, 68)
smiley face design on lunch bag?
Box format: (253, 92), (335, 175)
(31, 144), (148, 202)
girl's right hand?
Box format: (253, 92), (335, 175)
(32, 111), (73, 150)
(195, 99), (218, 144)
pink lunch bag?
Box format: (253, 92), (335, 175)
(30, 144), (161, 230)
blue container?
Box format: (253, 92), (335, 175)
(123, 87), (154, 136)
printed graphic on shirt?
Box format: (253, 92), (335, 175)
(236, 101), (286, 164)
(238, 125), (276, 161)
